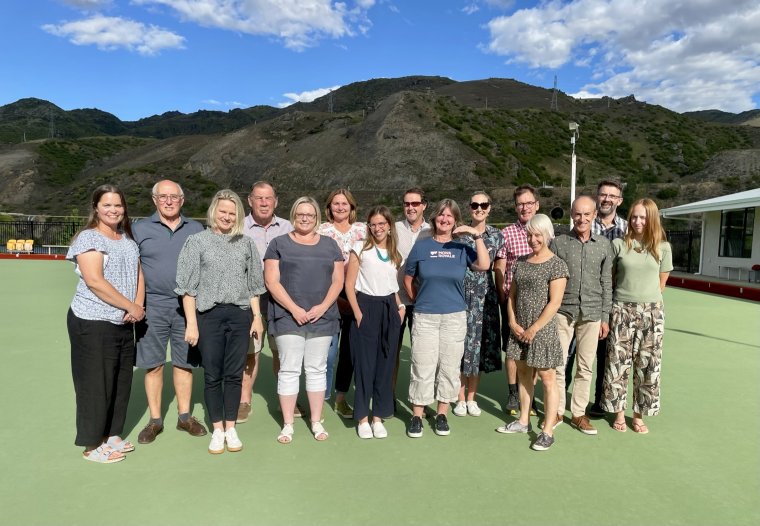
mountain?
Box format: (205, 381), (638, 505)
(1, 77), (759, 220)
(683, 109), (760, 127)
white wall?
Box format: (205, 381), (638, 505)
(700, 207), (760, 279)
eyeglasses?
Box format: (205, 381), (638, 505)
(369, 221), (388, 229)
(403, 201), (423, 208)
(516, 201), (537, 209)
(154, 194), (183, 203)
(598, 193), (621, 200)
(295, 213), (316, 220)
(470, 202), (490, 211)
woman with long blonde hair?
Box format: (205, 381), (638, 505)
(602, 198), (673, 434)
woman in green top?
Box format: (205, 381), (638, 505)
(602, 198), (673, 434)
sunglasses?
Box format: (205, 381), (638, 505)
(403, 201), (423, 208)
(470, 202), (490, 210)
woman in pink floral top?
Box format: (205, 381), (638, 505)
(318, 188), (367, 418)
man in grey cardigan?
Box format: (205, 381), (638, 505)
(551, 196), (612, 435)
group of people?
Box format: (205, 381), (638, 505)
(66, 178), (672, 462)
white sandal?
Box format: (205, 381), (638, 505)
(311, 421), (329, 441)
(277, 423), (294, 444)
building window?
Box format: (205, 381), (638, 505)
(719, 208), (754, 258)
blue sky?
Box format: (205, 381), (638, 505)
(2, 0), (759, 121)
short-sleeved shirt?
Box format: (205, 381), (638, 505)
(351, 241), (399, 297)
(264, 234), (344, 336)
(243, 213), (294, 266)
(67, 229), (140, 324)
(133, 213), (203, 308)
(395, 219), (431, 304)
(318, 222), (368, 263)
(404, 237), (476, 314)
(174, 229), (265, 313)
(611, 239), (673, 303)
(495, 222), (531, 293)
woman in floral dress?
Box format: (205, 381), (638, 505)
(453, 191), (502, 417)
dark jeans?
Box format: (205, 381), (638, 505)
(334, 315), (354, 394)
(350, 293), (401, 421)
(197, 304), (251, 423)
(68, 309), (135, 447)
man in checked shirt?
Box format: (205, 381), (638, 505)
(494, 184), (540, 415)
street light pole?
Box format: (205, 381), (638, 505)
(569, 121), (579, 206)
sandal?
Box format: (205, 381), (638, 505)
(277, 423), (294, 444)
(83, 445), (125, 464)
(631, 421), (649, 434)
(311, 421), (329, 441)
(105, 436), (135, 453)
(612, 420), (627, 433)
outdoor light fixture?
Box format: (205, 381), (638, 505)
(569, 121), (580, 206)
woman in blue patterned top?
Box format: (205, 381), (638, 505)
(67, 184), (145, 464)
(176, 190), (265, 455)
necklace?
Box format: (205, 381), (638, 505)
(375, 247), (390, 262)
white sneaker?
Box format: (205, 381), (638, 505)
(357, 422), (373, 439)
(208, 429), (225, 454)
(225, 427), (243, 452)
(466, 401), (482, 417)
(453, 401), (467, 417)
(371, 421), (388, 439)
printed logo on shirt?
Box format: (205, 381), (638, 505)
(430, 250), (456, 259)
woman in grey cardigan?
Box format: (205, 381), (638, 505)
(176, 190), (265, 455)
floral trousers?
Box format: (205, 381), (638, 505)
(602, 301), (664, 416)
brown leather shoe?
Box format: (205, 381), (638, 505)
(137, 422), (164, 444)
(571, 415), (598, 435)
(176, 416), (208, 437)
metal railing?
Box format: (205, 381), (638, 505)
(1, 220), (85, 254)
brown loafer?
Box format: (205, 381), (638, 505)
(137, 422), (164, 444)
(570, 415), (598, 435)
(176, 416), (208, 437)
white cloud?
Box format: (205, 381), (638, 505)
(42, 15), (185, 55)
(277, 85), (341, 108)
(134, 0), (375, 51)
(486, 0), (760, 111)
(462, 4), (479, 15)
(202, 99), (246, 108)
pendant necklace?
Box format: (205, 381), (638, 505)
(375, 247), (390, 262)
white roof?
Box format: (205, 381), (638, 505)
(660, 188), (760, 216)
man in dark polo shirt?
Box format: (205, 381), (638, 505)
(133, 180), (207, 443)
(551, 196), (612, 435)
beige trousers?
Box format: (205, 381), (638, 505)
(555, 314), (601, 417)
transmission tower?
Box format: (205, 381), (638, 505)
(49, 109), (56, 138)
(550, 75), (559, 111)
(328, 91), (334, 113)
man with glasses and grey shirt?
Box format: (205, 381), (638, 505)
(134, 180), (207, 444)
(238, 181), (294, 423)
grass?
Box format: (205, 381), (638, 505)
(0, 260), (758, 525)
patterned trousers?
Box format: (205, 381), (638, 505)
(602, 301), (664, 416)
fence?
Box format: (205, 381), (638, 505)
(1, 220), (85, 254)
(666, 230), (700, 273)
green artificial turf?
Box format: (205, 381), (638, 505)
(0, 260), (758, 525)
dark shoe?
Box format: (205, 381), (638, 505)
(137, 422), (164, 444)
(587, 403), (605, 417)
(176, 416), (208, 437)
(236, 402), (252, 424)
(531, 432), (555, 451)
(570, 415), (598, 435)
(407, 416), (424, 438)
(434, 414), (450, 436)
(505, 392), (519, 415)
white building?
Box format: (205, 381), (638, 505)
(661, 188), (760, 280)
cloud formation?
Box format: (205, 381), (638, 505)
(61, 0), (113, 8)
(43, 15), (185, 55)
(486, 0), (760, 111)
(135, 0), (375, 51)
(277, 85), (342, 108)
(202, 99), (245, 108)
